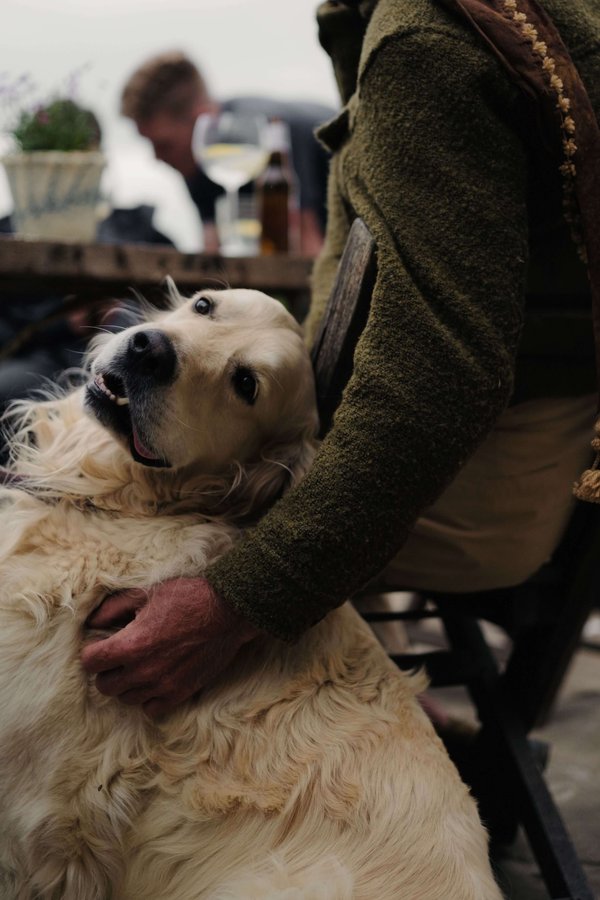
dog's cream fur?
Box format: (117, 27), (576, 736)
(0, 288), (502, 899)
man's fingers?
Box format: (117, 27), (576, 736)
(118, 687), (158, 706)
(86, 589), (148, 629)
(94, 658), (166, 697)
(142, 679), (199, 718)
(81, 628), (137, 674)
(144, 697), (174, 718)
(95, 666), (134, 697)
(79, 579), (251, 714)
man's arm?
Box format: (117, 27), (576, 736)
(184, 166), (223, 251)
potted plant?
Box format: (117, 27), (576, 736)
(2, 76), (106, 242)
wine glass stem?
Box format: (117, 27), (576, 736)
(226, 188), (240, 247)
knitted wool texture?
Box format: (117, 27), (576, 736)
(208, 0), (600, 640)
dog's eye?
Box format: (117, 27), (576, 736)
(232, 367), (258, 405)
(194, 296), (212, 316)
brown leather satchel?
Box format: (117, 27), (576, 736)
(436, 0), (600, 501)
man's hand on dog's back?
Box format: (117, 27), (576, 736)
(81, 578), (261, 717)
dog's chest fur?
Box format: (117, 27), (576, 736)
(0, 487), (501, 900)
(0, 486), (237, 609)
(0, 486), (240, 895)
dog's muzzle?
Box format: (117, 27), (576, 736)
(85, 328), (178, 469)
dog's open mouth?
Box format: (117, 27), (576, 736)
(94, 372), (130, 408)
(86, 371), (171, 468)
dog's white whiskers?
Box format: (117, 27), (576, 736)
(81, 326), (116, 336)
(170, 412), (202, 434)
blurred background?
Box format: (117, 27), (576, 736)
(0, 0), (339, 250)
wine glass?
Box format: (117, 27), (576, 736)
(192, 111), (268, 256)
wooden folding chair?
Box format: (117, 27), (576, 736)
(311, 217), (596, 900)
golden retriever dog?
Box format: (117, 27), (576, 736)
(0, 285), (502, 899)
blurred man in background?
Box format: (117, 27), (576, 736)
(120, 51), (334, 255)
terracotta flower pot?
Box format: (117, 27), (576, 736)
(2, 150), (106, 241)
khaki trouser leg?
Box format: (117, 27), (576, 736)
(382, 395), (596, 593)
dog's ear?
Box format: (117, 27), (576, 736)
(282, 432), (318, 488)
(234, 431), (318, 518)
(265, 430), (319, 496)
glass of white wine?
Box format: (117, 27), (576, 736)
(192, 111), (268, 256)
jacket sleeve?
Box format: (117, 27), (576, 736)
(206, 28), (529, 641)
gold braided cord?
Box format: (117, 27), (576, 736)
(502, 0), (587, 261)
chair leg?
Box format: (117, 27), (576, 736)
(440, 613), (595, 900)
(504, 505), (600, 728)
(474, 695), (595, 900)
(503, 583), (596, 730)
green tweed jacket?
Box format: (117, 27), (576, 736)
(207, 0), (600, 641)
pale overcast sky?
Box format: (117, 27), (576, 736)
(1, 0), (340, 247)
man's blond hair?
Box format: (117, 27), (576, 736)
(120, 51), (210, 122)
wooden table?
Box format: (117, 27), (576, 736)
(0, 237), (314, 321)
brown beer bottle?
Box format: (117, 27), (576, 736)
(257, 118), (298, 255)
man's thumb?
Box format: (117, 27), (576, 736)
(86, 588), (149, 629)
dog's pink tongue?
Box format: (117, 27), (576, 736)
(133, 428), (159, 461)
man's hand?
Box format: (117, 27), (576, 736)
(81, 578), (261, 717)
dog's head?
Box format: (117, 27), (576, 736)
(84, 285), (318, 491)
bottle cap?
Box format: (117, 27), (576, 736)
(266, 118), (290, 153)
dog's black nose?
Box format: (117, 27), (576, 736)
(126, 329), (176, 383)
